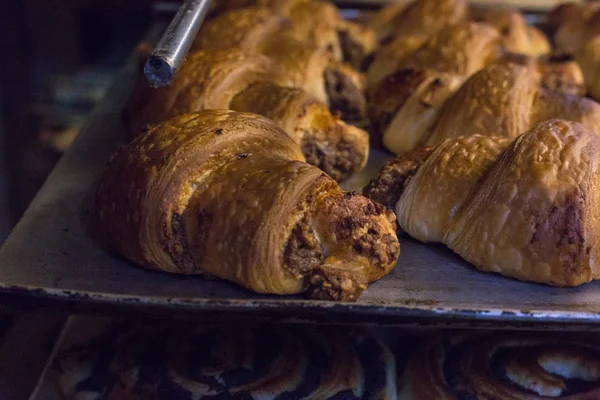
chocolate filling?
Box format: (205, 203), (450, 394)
(324, 68), (366, 122)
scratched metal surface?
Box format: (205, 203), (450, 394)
(2, 18), (600, 329)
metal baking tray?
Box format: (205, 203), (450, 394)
(2, 6), (600, 330)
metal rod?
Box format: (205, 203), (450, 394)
(144, 0), (212, 88)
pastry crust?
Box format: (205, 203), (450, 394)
(427, 63), (600, 146)
(368, 120), (600, 287)
(401, 332), (600, 399)
(126, 48), (368, 181)
(470, 5), (551, 56)
(230, 80), (369, 181)
(96, 110), (399, 299)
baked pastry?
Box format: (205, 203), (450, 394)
(550, 1), (600, 55)
(577, 36), (600, 102)
(367, 21), (501, 87)
(401, 332), (600, 399)
(126, 49), (369, 181)
(365, 119), (600, 286)
(97, 110), (399, 300)
(56, 321), (398, 399)
(368, 0), (467, 45)
(469, 5), (551, 56)
(193, 7), (367, 122)
(207, 0), (376, 69)
(369, 62), (600, 155)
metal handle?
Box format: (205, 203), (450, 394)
(144, 0), (212, 88)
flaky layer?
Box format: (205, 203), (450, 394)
(97, 110), (399, 299)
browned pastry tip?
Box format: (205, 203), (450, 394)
(367, 68), (465, 153)
(230, 80), (369, 181)
(323, 62), (367, 122)
(125, 48), (284, 137)
(96, 110), (399, 300)
(363, 146), (434, 211)
(401, 333), (600, 399)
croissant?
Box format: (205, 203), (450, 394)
(367, 21), (501, 86)
(369, 62), (600, 155)
(126, 49), (368, 181)
(57, 321), (398, 400)
(401, 332), (600, 399)
(97, 110), (399, 300)
(193, 7), (367, 122)
(365, 119), (600, 287)
(207, 0), (376, 69)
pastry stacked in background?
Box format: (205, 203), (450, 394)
(362, 0), (600, 288)
(96, 0), (406, 301)
(126, 0), (377, 181)
(55, 320), (600, 400)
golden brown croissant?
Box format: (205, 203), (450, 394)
(57, 322), (398, 400)
(193, 7), (367, 122)
(469, 5), (551, 56)
(97, 110), (399, 300)
(369, 62), (600, 155)
(126, 49), (368, 181)
(365, 119), (600, 287)
(367, 21), (501, 86)
(207, 0), (376, 69)
(401, 332), (600, 399)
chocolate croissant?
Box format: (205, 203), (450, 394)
(97, 110), (399, 300)
(365, 119), (600, 287)
(57, 321), (398, 400)
(126, 49), (368, 181)
(401, 332), (600, 399)
(369, 62), (600, 155)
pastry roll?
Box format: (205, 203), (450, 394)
(97, 110), (400, 300)
(57, 322), (398, 400)
(401, 333), (600, 399)
(126, 49), (369, 181)
(366, 120), (600, 286)
(193, 8), (368, 122)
